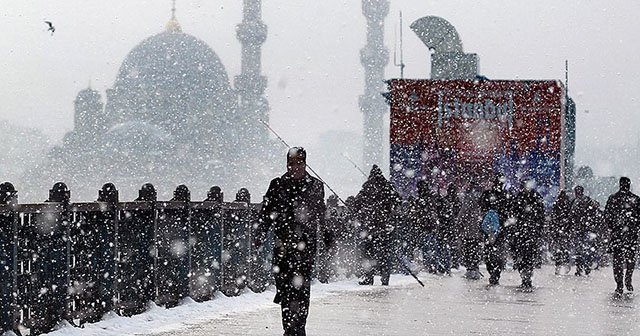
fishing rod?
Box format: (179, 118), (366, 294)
(342, 153), (368, 177)
(259, 119), (348, 207)
(259, 119), (425, 288)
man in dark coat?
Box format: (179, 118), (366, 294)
(604, 177), (640, 295)
(415, 179), (440, 273)
(550, 190), (572, 275)
(511, 180), (545, 289)
(436, 184), (461, 275)
(354, 165), (400, 285)
(480, 175), (509, 286)
(458, 182), (484, 280)
(255, 147), (326, 336)
(569, 185), (599, 276)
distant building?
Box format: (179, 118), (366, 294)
(24, 3), (276, 201)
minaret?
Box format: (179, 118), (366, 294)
(74, 86), (104, 139)
(360, 0), (389, 170)
(235, 0), (269, 148)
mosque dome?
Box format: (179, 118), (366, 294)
(105, 27), (235, 136)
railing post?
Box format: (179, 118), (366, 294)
(156, 185), (191, 308)
(95, 183), (119, 319)
(0, 182), (18, 334)
(29, 182), (71, 334)
(117, 183), (157, 316)
(190, 186), (223, 301)
(221, 189), (252, 296)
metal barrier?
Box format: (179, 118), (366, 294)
(0, 182), (270, 336)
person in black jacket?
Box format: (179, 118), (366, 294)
(354, 165), (400, 286)
(415, 179), (440, 273)
(569, 185), (599, 276)
(458, 182), (484, 280)
(255, 147), (326, 336)
(480, 175), (509, 286)
(436, 184), (461, 275)
(511, 180), (545, 289)
(604, 177), (640, 295)
(550, 190), (572, 275)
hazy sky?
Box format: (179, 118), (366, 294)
(1, 0), (639, 178)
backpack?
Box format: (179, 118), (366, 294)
(481, 209), (501, 236)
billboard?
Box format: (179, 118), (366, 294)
(388, 79), (567, 206)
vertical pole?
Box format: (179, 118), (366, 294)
(361, 0), (390, 170)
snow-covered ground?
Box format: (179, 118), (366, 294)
(20, 275), (418, 336)
(6, 265), (640, 336)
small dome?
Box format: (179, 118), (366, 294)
(104, 121), (173, 156)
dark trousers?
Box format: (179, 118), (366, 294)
(612, 247), (636, 291)
(462, 238), (482, 272)
(275, 270), (311, 336)
(484, 236), (505, 284)
(553, 234), (572, 266)
(574, 232), (593, 275)
(272, 251), (313, 336)
(361, 236), (391, 285)
(515, 241), (537, 286)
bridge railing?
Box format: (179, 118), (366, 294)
(0, 182), (272, 335)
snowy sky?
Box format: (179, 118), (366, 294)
(1, 0), (639, 178)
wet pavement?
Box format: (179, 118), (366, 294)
(144, 266), (640, 336)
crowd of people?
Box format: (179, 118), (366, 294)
(318, 167), (640, 296)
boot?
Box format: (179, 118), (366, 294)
(520, 280), (533, 291)
(625, 275), (634, 292)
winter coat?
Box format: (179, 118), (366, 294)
(413, 191), (440, 237)
(323, 204), (346, 249)
(604, 189), (640, 251)
(550, 193), (572, 240)
(256, 172), (326, 275)
(353, 166), (400, 242)
(437, 193), (461, 243)
(510, 189), (545, 247)
(569, 195), (599, 237)
(458, 189), (483, 242)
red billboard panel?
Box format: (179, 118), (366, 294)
(388, 79), (566, 204)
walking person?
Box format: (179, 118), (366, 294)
(415, 180), (440, 273)
(604, 177), (640, 295)
(480, 175), (510, 286)
(353, 165), (400, 286)
(435, 184), (461, 275)
(459, 182), (484, 280)
(254, 147), (326, 336)
(550, 190), (573, 275)
(511, 179), (545, 289)
(569, 185), (599, 276)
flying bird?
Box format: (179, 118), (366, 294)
(44, 21), (55, 35)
